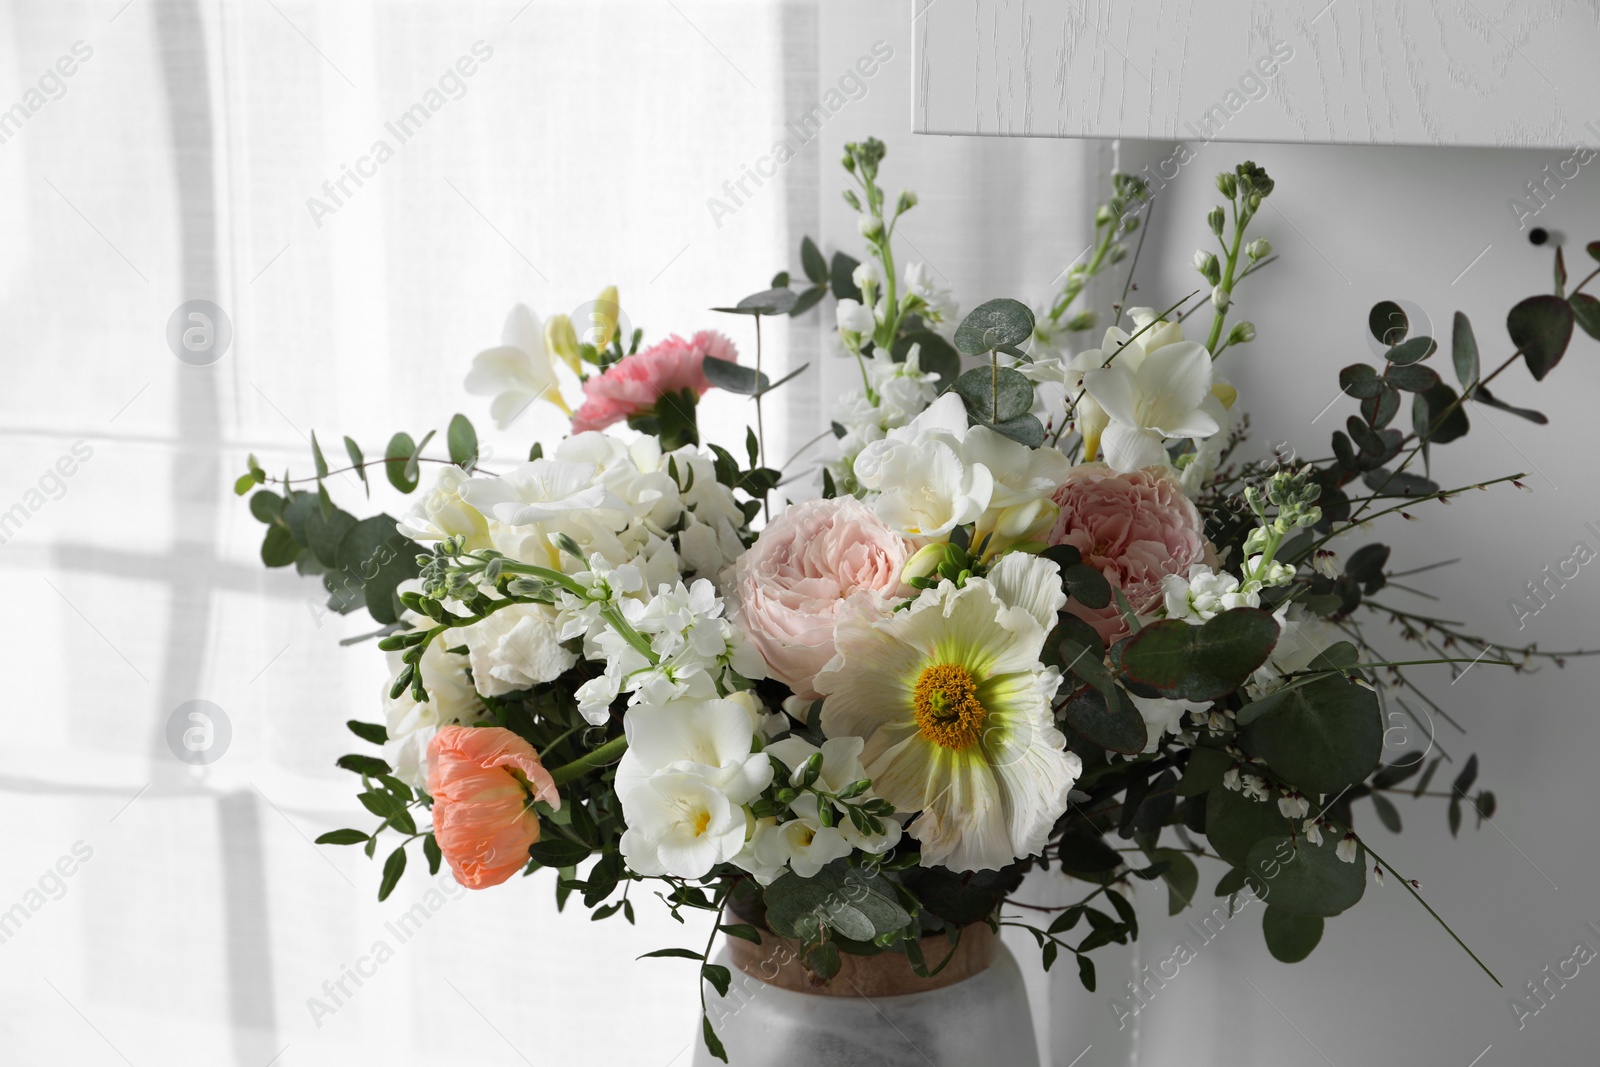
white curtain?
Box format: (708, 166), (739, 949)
(1, 2), (1110, 1064)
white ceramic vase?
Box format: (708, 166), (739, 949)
(691, 924), (1040, 1067)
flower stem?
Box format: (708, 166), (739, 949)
(548, 734), (629, 786)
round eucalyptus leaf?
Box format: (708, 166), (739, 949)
(1507, 294), (1574, 381)
(1242, 674), (1382, 795)
(1115, 609), (1280, 701)
(954, 298), (1036, 355)
(1205, 785), (1293, 869)
(1262, 905), (1325, 962)
(1247, 834), (1366, 917)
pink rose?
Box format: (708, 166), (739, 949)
(1047, 464), (1213, 644)
(570, 330), (737, 433)
(727, 497), (911, 699)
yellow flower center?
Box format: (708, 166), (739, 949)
(913, 663), (987, 751)
(691, 808), (712, 837)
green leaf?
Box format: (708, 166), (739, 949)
(1451, 312), (1479, 389)
(347, 719), (388, 745)
(1178, 746), (1231, 796)
(1370, 791), (1402, 833)
(249, 490), (283, 524)
(260, 524), (298, 568)
(1345, 543), (1390, 582)
(1452, 752), (1479, 795)
(423, 832), (442, 875)
(1215, 866), (1249, 897)
(310, 431), (330, 480)
(1383, 336), (1435, 366)
(315, 829), (369, 845)
(1241, 674), (1383, 794)
(701, 963), (733, 997)
(803, 941), (841, 981)
(800, 236), (828, 284)
(1414, 754), (1443, 797)
(702, 358), (771, 396)
(789, 285), (826, 317)
(343, 436), (368, 493)
(954, 298), (1035, 355)
(714, 288), (799, 316)
(1077, 954), (1096, 992)
(234, 470), (264, 495)
(1058, 831), (1123, 875)
(385, 432), (419, 493)
(763, 861), (911, 943)
(1205, 785), (1292, 868)
(447, 414), (477, 467)
(1150, 848), (1199, 915)
(718, 923), (762, 944)
(357, 790), (405, 820)
(1472, 384), (1548, 424)
(403, 430), (435, 487)
(639, 947), (704, 961)
(333, 514), (422, 626)
(378, 846), (406, 901)
(1262, 906), (1324, 963)
(1413, 383), (1470, 444)
(1507, 294), (1575, 380)
(988, 414), (1045, 446)
(1370, 752), (1424, 789)
(830, 252), (862, 302)
(1062, 563), (1112, 609)
(951, 365), (1034, 425)
(1062, 686), (1148, 755)
(1338, 364), (1384, 400)
(336, 754), (392, 776)
(1368, 300), (1407, 346)
(1384, 362), (1440, 392)
(528, 839), (591, 868)
(1361, 468), (1439, 497)
(702, 1014), (728, 1063)
(1570, 293), (1600, 340)
(305, 506), (357, 568)
(1247, 834), (1365, 917)
(1116, 609), (1280, 701)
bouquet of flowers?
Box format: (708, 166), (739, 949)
(240, 138), (1595, 1061)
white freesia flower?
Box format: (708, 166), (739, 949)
(836, 298), (876, 336)
(464, 304), (571, 429)
(381, 635), (484, 787)
(459, 603), (576, 697)
(1083, 338), (1220, 472)
(957, 426), (1073, 544)
(396, 466), (491, 549)
(903, 261), (957, 325)
(1161, 564), (1260, 623)
(853, 393), (992, 541)
(616, 697), (775, 879)
(815, 554), (1081, 871)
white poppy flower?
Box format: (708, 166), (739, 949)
(464, 304), (571, 429)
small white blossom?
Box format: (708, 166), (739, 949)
(1241, 774), (1270, 802)
(1162, 564), (1261, 624)
(1312, 549), (1341, 579)
(1303, 818), (1324, 846)
(1222, 765), (1242, 792)
(836, 298), (877, 336)
(1277, 791), (1310, 819)
(1336, 833), (1360, 863)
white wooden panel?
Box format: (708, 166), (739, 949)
(912, 0), (1600, 148)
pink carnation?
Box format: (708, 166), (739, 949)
(1047, 464), (1214, 644)
(726, 497), (911, 699)
(570, 330), (737, 433)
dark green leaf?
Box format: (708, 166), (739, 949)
(249, 490), (283, 524)
(343, 436), (367, 493)
(702, 1014), (728, 1063)
(447, 414), (477, 467)
(336, 754), (391, 776)
(1215, 866), (1249, 897)
(1062, 686), (1148, 755)
(800, 237), (828, 284)
(347, 719), (388, 745)
(951, 365), (1034, 425)
(1062, 563), (1112, 609)
(333, 514), (422, 626)
(764, 861), (911, 942)
(423, 832), (442, 875)
(1414, 754), (1443, 797)
(315, 829), (369, 845)
(1077, 954), (1096, 992)
(385, 432), (419, 493)
(954, 298), (1036, 355)
(789, 285), (826, 317)
(1150, 848), (1199, 915)
(725, 288), (799, 315)
(1452, 753), (1479, 796)
(1362, 468), (1439, 497)
(1242, 675), (1383, 794)
(1205, 781), (1292, 868)
(1369, 301), (1407, 346)
(830, 252), (862, 302)
(1262, 906), (1324, 962)
(1339, 364), (1384, 400)
(1178, 747), (1231, 797)
(1331, 430), (1359, 472)
(1472, 384), (1548, 424)
(260, 525), (298, 568)
(310, 431), (330, 480)
(1360, 387), (1400, 430)
(378, 846), (406, 901)
(1384, 335), (1435, 366)
(1384, 362), (1440, 392)
(1570, 293), (1600, 340)
(802, 942), (841, 981)
(702, 358), (771, 396)
(1058, 831), (1124, 875)
(306, 506), (356, 568)
(990, 413), (1046, 447)
(640, 948), (705, 961)
(1413, 383), (1470, 444)
(1247, 834), (1365, 917)
(528, 839), (591, 868)
(1370, 752), (1424, 789)
(718, 923), (762, 944)
(1345, 543), (1390, 582)
(1507, 294), (1575, 380)
(1370, 791), (1402, 833)
(701, 963), (732, 997)
(1451, 312), (1479, 389)
(1116, 609), (1280, 701)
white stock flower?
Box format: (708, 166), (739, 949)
(458, 459), (625, 530)
(464, 304), (571, 429)
(1161, 564), (1260, 624)
(836, 298), (876, 336)
(458, 603), (576, 697)
(752, 794), (853, 878)
(903, 262), (957, 324)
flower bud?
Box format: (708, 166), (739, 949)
(1227, 321), (1256, 346)
(544, 314), (582, 376)
(896, 190), (918, 214)
(593, 285), (620, 351)
(1193, 250), (1221, 285)
(1094, 204), (1115, 226)
(842, 189), (862, 211)
(1216, 173), (1238, 199)
(858, 215), (884, 239)
(1208, 206), (1226, 236)
(841, 153), (856, 173)
(1065, 309), (1097, 332)
(1246, 238), (1272, 261)
(902, 542), (954, 583)
(1211, 284), (1231, 310)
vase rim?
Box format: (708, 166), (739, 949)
(724, 922), (998, 998)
